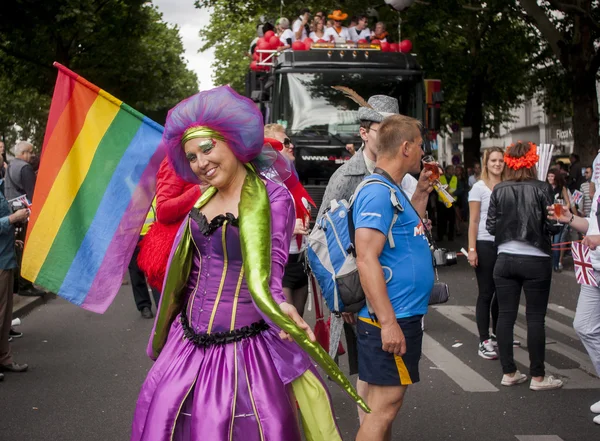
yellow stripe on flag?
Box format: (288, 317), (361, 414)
(22, 95), (121, 281)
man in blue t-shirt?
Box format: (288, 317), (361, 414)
(354, 114), (435, 441)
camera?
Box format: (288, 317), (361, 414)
(10, 200), (27, 213)
(433, 248), (457, 267)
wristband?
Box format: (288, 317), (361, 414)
(469, 248), (475, 252)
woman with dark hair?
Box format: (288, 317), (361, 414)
(130, 86), (366, 441)
(487, 141), (563, 390)
(546, 168), (574, 272)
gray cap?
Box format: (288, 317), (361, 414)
(357, 95), (400, 123)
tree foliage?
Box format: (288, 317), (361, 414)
(403, 0), (541, 165)
(518, 0), (600, 164)
(0, 0), (199, 150)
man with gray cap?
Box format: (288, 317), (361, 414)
(317, 94), (429, 423)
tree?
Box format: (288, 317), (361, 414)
(0, 0), (198, 145)
(403, 0), (541, 166)
(518, 0), (600, 165)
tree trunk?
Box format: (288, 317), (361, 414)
(462, 73), (484, 168)
(571, 69), (599, 165)
(569, 12), (599, 166)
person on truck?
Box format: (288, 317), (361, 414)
(325, 10), (351, 42)
(317, 94), (428, 423)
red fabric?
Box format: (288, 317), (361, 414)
(155, 157), (201, 224)
(138, 158), (201, 291)
(264, 137), (284, 152)
(311, 275), (345, 355)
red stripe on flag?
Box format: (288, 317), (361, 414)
(26, 73), (98, 240)
(41, 72), (75, 156)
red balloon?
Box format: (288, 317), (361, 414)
(399, 39), (413, 53)
(250, 61), (259, 71)
(264, 30), (275, 40)
(390, 43), (399, 52)
(380, 41), (390, 52)
(269, 36), (280, 49)
(317, 39), (327, 43)
(253, 52), (259, 61)
(292, 40), (307, 51)
(303, 37), (313, 49)
(357, 39), (368, 44)
(257, 40), (271, 51)
(371, 39), (381, 45)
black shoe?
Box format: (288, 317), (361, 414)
(0, 372), (4, 381)
(0, 362), (28, 373)
(140, 307), (153, 319)
(9, 328), (22, 338)
(8, 336), (12, 343)
(19, 288), (45, 297)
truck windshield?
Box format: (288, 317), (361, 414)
(278, 72), (420, 139)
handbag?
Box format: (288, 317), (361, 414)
(429, 282), (449, 305)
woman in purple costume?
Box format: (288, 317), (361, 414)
(130, 86), (367, 441)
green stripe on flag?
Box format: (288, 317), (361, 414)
(35, 108), (143, 292)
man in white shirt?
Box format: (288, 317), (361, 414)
(277, 17), (295, 49)
(348, 15), (371, 42)
(292, 8), (310, 41)
(326, 10), (351, 42)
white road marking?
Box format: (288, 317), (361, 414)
(515, 436), (564, 441)
(431, 305), (599, 390)
(422, 333), (499, 392)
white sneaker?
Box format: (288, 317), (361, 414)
(501, 370), (527, 386)
(594, 414), (600, 425)
(530, 375), (564, 391)
(591, 400), (600, 414)
(478, 340), (498, 360)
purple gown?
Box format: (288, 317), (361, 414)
(131, 181), (327, 441)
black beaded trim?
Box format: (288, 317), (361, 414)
(180, 313), (269, 347)
(190, 208), (239, 236)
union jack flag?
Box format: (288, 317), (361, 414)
(572, 242), (598, 287)
(572, 190), (583, 206)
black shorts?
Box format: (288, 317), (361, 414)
(357, 315), (423, 386)
(282, 254), (308, 289)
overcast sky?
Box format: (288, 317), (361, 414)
(153, 0), (215, 90)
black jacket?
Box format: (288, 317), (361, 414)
(487, 180), (560, 255)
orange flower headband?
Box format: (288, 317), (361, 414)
(504, 141), (539, 170)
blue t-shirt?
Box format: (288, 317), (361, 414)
(353, 175), (434, 319)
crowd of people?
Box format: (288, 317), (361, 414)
(1, 82), (599, 440)
(250, 8), (392, 53)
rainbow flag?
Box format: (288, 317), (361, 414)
(22, 63), (165, 313)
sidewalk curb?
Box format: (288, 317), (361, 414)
(12, 292), (57, 319)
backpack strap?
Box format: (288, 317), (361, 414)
(349, 177), (404, 249)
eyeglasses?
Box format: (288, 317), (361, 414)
(283, 138), (293, 148)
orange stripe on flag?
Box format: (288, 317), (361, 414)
(26, 77), (98, 240)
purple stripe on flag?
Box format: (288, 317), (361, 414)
(81, 146), (164, 313)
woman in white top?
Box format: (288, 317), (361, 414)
(550, 171), (600, 425)
(309, 18), (329, 42)
(467, 147), (506, 360)
(277, 17), (295, 49)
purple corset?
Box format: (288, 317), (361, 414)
(183, 210), (263, 334)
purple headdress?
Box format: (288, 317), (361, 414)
(163, 85), (292, 183)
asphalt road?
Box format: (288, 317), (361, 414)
(1, 238), (599, 441)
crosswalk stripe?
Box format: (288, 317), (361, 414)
(518, 305), (579, 340)
(515, 436), (564, 441)
(432, 305), (599, 390)
(422, 333), (499, 392)
(547, 303), (576, 319)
